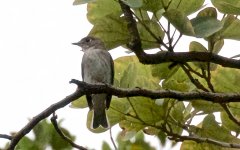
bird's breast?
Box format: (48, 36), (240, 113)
(82, 49), (112, 84)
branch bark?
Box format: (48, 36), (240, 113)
(71, 80), (240, 103)
(3, 80), (240, 149)
(6, 85), (84, 150)
(50, 113), (87, 150)
(137, 51), (240, 70)
(118, 1), (240, 70)
(0, 134), (12, 140)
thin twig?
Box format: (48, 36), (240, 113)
(206, 62), (215, 92)
(184, 63), (204, 78)
(132, 12), (168, 49)
(169, 134), (240, 148)
(118, 1), (240, 69)
(220, 104), (240, 126)
(0, 134), (12, 140)
(180, 64), (209, 92)
(127, 97), (149, 124)
(166, 21), (173, 52)
(50, 113), (87, 150)
(172, 33), (182, 48)
(110, 127), (117, 150)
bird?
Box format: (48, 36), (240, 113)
(72, 36), (114, 129)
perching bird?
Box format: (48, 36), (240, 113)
(72, 36), (114, 129)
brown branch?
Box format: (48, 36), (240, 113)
(0, 134), (12, 140)
(137, 51), (240, 69)
(70, 79), (240, 103)
(169, 134), (240, 148)
(118, 1), (240, 70)
(220, 104), (240, 126)
(118, 0), (142, 52)
(50, 113), (87, 150)
(3, 79), (240, 149)
(160, 124), (240, 148)
(6, 86), (84, 150)
(180, 64), (209, 92)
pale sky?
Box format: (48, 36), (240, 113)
(0, 0), (239, 150)
(0, 0), (164, 149)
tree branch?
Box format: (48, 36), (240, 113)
(118, 1), (240, 70)
(6, 85), (84, 150)
(118, 0), (142, 52)
(109, 127), (117, 150)
(169, 134), (240, 148)
(160, 124), (240, 148)
(220, 104), (240, 126)
(71, 80), (240, 103)
(50, 113), (87, 150)
(135, 50), (240, 70)
(3, 80), (240, 149)
(0, 134), (12, 140)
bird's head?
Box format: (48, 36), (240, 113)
(72, 36), (105, 52)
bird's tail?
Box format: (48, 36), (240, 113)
(92, 108), (109, 129)
(91, 94), (110, 129)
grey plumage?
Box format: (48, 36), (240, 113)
(73, 36), (114, 129)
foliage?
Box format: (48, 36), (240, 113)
(72, 0), (240, 149)
(2, 119), (75, 150)
(102, 131), (157, 150)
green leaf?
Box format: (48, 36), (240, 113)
(89, 14), (130, 50)
(211, 66), (240, 93)
(87, 0), (122, 24)
(211, 0), (240, 15)
(137, 20), (164, 49)
(108, 97), (130, 125)
(151, 62), (180, 80)
(143, 126), (159, 135)
(220, 15), (240, 40)
(191, 100), (222, 113)
(142, 0), (168, 12)
(116, 56), (161, 89)
(191, 17), (223, 38)
(189, 41), (209, 70)
(122, 0), (143, 8)
(165, 100), (185, 134)
(168, 0), (204, 16)
(17, 119), (74, 150)
(73, 0), (95, 5)
(102, 141), (112, 150)
(116, 132), (156, 150)
(70, 95), (88, 108)
(221, 111), (240, 134)
(128, 97), (164, 125)
(189, 41), (207, 52)
(162, 67), (192, 92)
(16, 137), (39, 150)
(164, 9), (195, 36)
(197, 7), (218, 18)
(116, 97), (165, 137)
(212, 38), (224, 54)
(181, 114), (240, 150)
(157, 131), (167, 146)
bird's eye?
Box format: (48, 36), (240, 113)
(85, 38), (92, 43)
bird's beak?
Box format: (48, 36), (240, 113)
(72, 42), (80, 46)
(72, 42), (84, 51)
